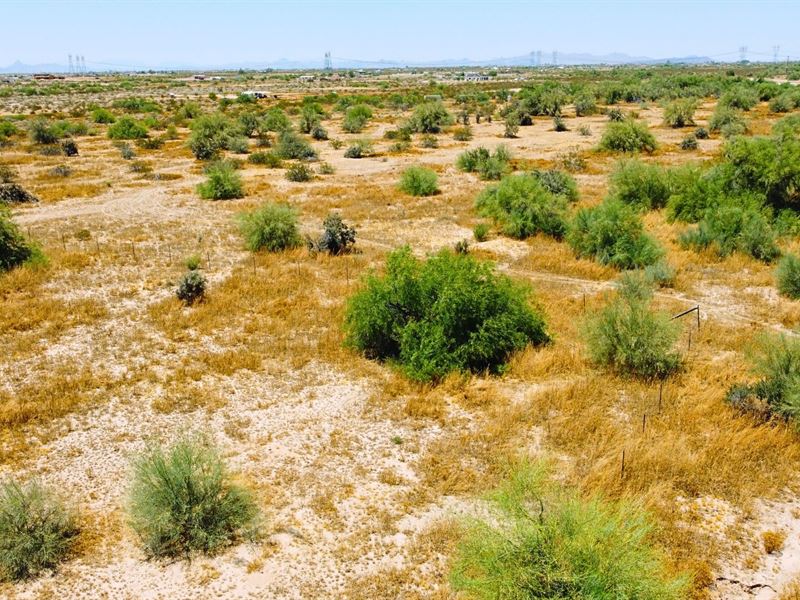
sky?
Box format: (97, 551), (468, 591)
(2, 0), (800, 68)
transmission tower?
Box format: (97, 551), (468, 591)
(536, 50), (542, 66)
(773, 45), (781, 62)
(68, 54), (73, 74)
(324, 51), (332, 71)
(552, 50), (557, 66)
(739, 46), (748, 62)
(81, 56), (86, 74)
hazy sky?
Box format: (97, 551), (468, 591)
(2, 0), (800, 67)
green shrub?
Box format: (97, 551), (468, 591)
(598, 119), (657, 153)
(398, 166), (438, 196)
(773, 114), (800, 138)
(307, 212), (356, 255)
(342, 104), (373, 133)
(275, 130), (317, 160)
(91, 107), (116, 124)
(609, 159), (671, 210)
(680, 134), (698, 150)
(0, 480), (78, 581)
(720, 86), (759, 111)
(1, 207), (42, 271)
(0, 119), (18, 142)
(721, 134), (800, 208)
(567, 199), (663, 269)
(176, 270), (206, 305)
(679, 200), (779, 263)
(343, 139), (373, 159)
(453, 125), (473, 141)
(574, 92), (597, 116)
(456, 146), (511, 181)
(552, 115), (568, 132)
(503, 111), (520, 138)
(709, 105), (746, 134)
(475, 174), (569, 239)
(473, 222), (489, 242)
(695, 126), (709, 139)
(310, 124), (328, 140)
(196, 161), (244, 200)
(248, 151), (282, 168)
(529, 168), (579, 202)
(725, 334), (800, 422)
(584, 275), (681, 379)
(28, 119), (59, 144)
(238, 202), (302, 252)
(128, 437), (258, 558)
(664, 164), (720, 223)
(663, 98), (697, 128)
(419, 134), (438, 148)
(769, 93), (795, 114)
(407, 101), (454, 133)
(260, 108), (292, 133)
(606, 107), (625, 122)
(298, 104), (323, 134)
(226, 135), (249, 154)
(644, 259), (677, 288)
(136, 136), (163, 150)
(285, 163), (314, 182)
(113, 97), (160, 113)
(318, 161), (335, 175)
(107, 116), (148, 140)
(777, 253), (800, 299)
(344, 247), (549, 381)
(188, 113), (233, 160)
(450, 462), (687, 600)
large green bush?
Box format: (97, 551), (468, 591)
(342, 104), (373, 133)
(598, 119), (657, 153)
(107, 116), (149, 140)
(407, 101), (454, 133)
(398, 166), (438, 196)
(450, 462), (687, 600)
(528, 168), (578, 202)
(188, 113), (233, 160)
(719, 86), (759, 111)
(275, 130), (317, 160)
(708, 105), (746, 134)
(238, 202), (302, 252)
(609, 159), (671, 210)
(1, 206), (41, 272)
(28, 119), (59, 145)
(776, 253), (800, 299)
(456, 145), (511, 181)
(0, 480), (79, 581)
(128, 437), (259, 558)
(721, 134), (800, 208)
(583, 275), (681, 380)
(567, 199), (663, 269)
(475, 174), (569, 240)
(344, 247), (549, 381)
(663, 98), (698, 128)
(196, 161), (244, 200)
(260, 108), (292, 133)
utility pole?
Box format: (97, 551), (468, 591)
(324, 51), (332, 71)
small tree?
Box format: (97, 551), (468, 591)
(238, 202), (302, 252)
(407, 101), (454, 133)
(398, 166), (438, 196)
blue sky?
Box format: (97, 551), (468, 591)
(2, 0), (800, 67)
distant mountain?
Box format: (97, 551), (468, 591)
(0, 52), (719, 74)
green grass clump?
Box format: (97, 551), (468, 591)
(238, 202), (302, 252)
(609, 159), (671, 210)
(473, 222), (489, 242)
(196, 161), (244, 200)
(398, 166), (438, 196)
(475, 173), (569, 240)
(450, 461), (688, 600)
(107, 116), (148, 140)
(128, 437), (259, 559)
(1, 206), (43, 272)
(344, 247), (549, 382)
(583, 274), (682, 380)
(567, 199), (663, 269)
(777, 253), (800, 299)
(599, 119), (657, 153)
(0, 480), (79, 581)
(663, 98), (697, 128)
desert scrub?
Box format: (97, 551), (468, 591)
(475, 173), (570, 240)
(452, 125), (473, 141)
(343, 139), (374, 159)
(529, 168), (578, 202)
(406, 101), (454, 133)
(342, 104), (373, 133)
(128, 437), (259, 558)
(107, 116), (148, 140)
(197, 160), (244, 200)
(777, 254), (800, 299)
(609, 159), (671, 210)
(473, 222), (489, 242)
(0, 480), (79, 581)
(583, 274), (681, 380)
(238, 202), (301, 252)
(344, 247), (549, 382)
(720, 86), (759, 111)
(28, 119), (60, 145)
(188, 113), (234, 160)
(663, 98), (698, 128)
(176, 269), (206, 305)
(1, 206), (43, 271)
(398, 166), (438, 196)
(307, 212), (356, 255)
(598, 119), (657, 153)
(450, 462), (687, 600)
(680, 134), (698, 150)
(709, 105), (746, 134)
(568, 199), (663, 269)
(456, 145), (511, 181)
(679, 201), (779, 263)
(248, 151), (282, 168)
(725, 334), (800, 423)
(285, 162), (314, 182)
(91, 107), (115, 124)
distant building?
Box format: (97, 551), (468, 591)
(464, 72), (489, 82)
(241, 90), (268, 99)
(297, 75), (315, 82)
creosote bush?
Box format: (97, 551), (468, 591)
(285, 162), (314, 182)
(0, 480), (79, 582)
(128, 437), (259, 558)
(456, 145), (511, 181)
(248, 151), (282, 168)
(275, 130), (317, 160)
(188, 113), (233, 160)
(776, 253), (800, 299)
(407, 101), (454, 133)
(663, 98), (697, 128)
(307, 212), (356, 255)
(107, 116), (148, 140)
(583, 274), (682, 380)
(609, 159), (671, 210)
(398, 166), (438, 196)
(342, 104), (373, 133)
(196, 160), (244, 200)
(344, 247), (549, 381)
(238, 202), (301, 252)
(1, 206), (43, 271)
(475, 173), (569, 240)
(568, 199), (663, 269)
(598, 119), (657, 153)
(450, 462), (687, 600)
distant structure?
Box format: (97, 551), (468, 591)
(773, 45), (781, 63)
(552, 50), (558, 66)
(324, 51), (332, 71)
(81, 56), (87, 73)
(536, 50), (542, 66)
(68, 54), (73, 74)
(739, 46), (748, 62)
(464, 71), (489, 82)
